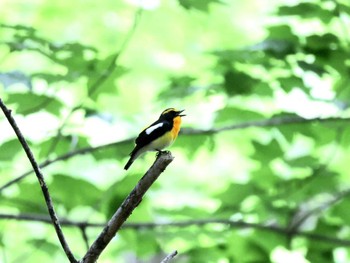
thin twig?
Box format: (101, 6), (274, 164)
(43, 7), (143, 158)
(87, 7), (142, 97)
(80, 151), (174, 263)
(1, 213), (350, 247)
(160, 250), (178, 263)
(80, 225), (90, 250)
(0, 99), (77, 263)
(1, 115), (350, 192)
(0, 138), (133, 192)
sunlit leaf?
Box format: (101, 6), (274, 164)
(6, 92), (64, 116)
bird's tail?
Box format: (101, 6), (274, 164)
(124, 157), (134, 170)
(124, 147), (140, 170)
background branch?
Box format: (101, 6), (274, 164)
(2, 115), (349, 192)
(1, 213), (350, 247)
(0, 99), (77, 263)
(80, 151), (174, 263)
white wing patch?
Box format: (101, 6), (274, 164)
(145, 123), (163, 135)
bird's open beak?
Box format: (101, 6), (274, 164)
(177, 109), (186, 117)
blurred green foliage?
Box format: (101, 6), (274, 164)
(1, 0), (350, 262)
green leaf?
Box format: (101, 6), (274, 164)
(3, 182), (47, 213)
(337, 3), (350, 16)
(0, 139), (22, 161)
(330, 198), (350, 224)
(266, 25), (298, 43)
(278, 76), (306, 92)
(215, 106), (264, 125)
(286, 155), (318, 167)
(6, 92), (64, 116)
(156, 206), (211, 220)
(251, 82), (273, 97)
(187, 245), (225, 262)
(50, 174), (102, 211)
(251, 166), (280, 189)
(119, 230), (161, 258)
(92, 139), (133, 161)
(37, 135), (90, 159)
(87, 53), (128, 99)
(178, 0), (222, 12)
(28, 238), (60, 254)
(227, 232), (270, 262)
(159, 75), (198, 98)
(251, 139), (284, 162)
(223, 70), (258, 96)
(278, 3), (334, 23)
(216, 183), (256, 212)
(305, 33), (339, 52)
(176, 134), (207, 158)
(102, 176), (138, 218)
(277, 122), (315, 142)
(297, 61), (327, 75)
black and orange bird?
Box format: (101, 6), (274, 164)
(124, 108), (185, 170)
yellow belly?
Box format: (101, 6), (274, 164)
(149, 132), (174, 150)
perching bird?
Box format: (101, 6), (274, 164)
(124, 108), (185, 170)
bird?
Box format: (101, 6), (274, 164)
(124, 108), (185, 170)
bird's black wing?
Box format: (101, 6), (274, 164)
(135, 119), (172, 148)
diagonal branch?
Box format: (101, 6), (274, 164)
(80, 151), (174, 263)
(1, 115), (350, 192)
(0, 99), (77, 263)
(160, 250), (178, 263)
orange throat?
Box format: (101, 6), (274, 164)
(171, 116), (182, 140)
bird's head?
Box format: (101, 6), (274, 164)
(160, 108), (185, 120)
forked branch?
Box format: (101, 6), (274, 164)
(0, 99), (77, 263)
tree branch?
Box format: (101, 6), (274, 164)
(160, 250), (178, 263)
(0, 138), (134, 192)
(181, 115), (350, 135)
(80, 226), (90, 251)
(2, 115), (349, 192)
(0, 99), (77, 263)
(1, 213), (350, 247)
(80, 151), (174, 263)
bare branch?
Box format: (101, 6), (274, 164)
(160, 250), (178, 263)
(2, 115), (349, 192)
(2, 213), (350, 247)
(0, 99), (77, 263)
(80, 151), (174, 263)
(0, 138), (133, 192)
(80, 226), (90, 251)
(181, 115), (350, 135)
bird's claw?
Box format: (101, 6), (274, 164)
(156, 150), (170, 157)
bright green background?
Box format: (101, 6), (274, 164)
(1, 0), (350, 262)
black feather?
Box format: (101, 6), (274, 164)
(135, 119), (172, 148)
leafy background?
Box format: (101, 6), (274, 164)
(1, 0), (350, 262)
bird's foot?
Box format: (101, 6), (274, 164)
(156, 149), (170, 157)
